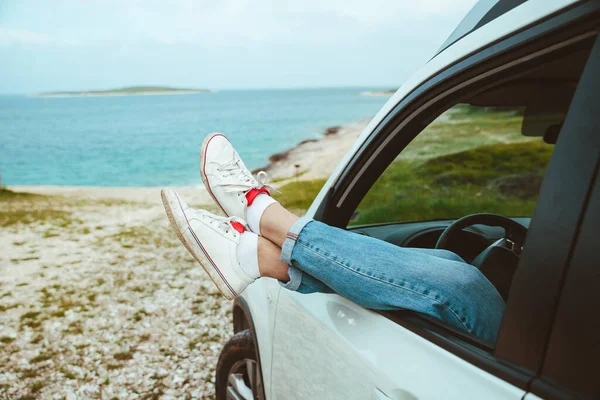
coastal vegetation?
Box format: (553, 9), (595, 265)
(35, 86), (209, 97)
(272, 179), (327, 215)
(349, 141), (551, 225)
(274, 105), (553, 225)
(0, 188), (74, 228)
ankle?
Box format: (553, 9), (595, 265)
(236, 231), (260, 280)
(257, 236), (291, 281)
(260, 206), (299, 247)
(246, 193), (277, 234)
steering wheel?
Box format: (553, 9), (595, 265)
(435, 213), (528, 301)
(435, 213), (527, 253)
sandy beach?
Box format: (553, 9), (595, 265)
(0, 119), (366, 398)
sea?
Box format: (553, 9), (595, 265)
(0, 88), (390, 187)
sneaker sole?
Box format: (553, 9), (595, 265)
(161, 188), (237, 300)
(200, 132), (229, 217)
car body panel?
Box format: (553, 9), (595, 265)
(523, 394), (543, 400)
(271, 292), (524, 400)
(238, 277), (281, 398)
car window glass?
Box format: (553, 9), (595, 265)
(350, 104), (554, 227)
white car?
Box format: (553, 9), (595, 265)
(215, 0), (600, 399)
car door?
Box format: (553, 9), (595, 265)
(271, 290), (529, 400)
(269, 5), (599, 399)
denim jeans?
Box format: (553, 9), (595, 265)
(279, 217), (505, 345)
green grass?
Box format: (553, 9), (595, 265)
(114, 350), (135, 361)
(60, 368), (76, 379)
(11, 256), (40, 262)
(132, 309), (148, 322)
(393, 107), (528, 163)
(0, 188), (78, 228)
(30, 352), (53, 363)
(0, 188), (42, 201)
(273, 179), (327, 213)
(20, 368), (39, 379)
(50, 310), (65, 318)
(95, 225), (175, 249)
(66, 321), (83, 334)
(30, 335), (43, 344)
(0, 336), (15, 344)
(351, 141), (551, 225)
(29, 381), (45, 393)
(20, 311), (41, 320)
(419, 140), (552, 185)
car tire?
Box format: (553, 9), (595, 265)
(215, 329), (265, 400)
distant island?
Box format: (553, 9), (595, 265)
(34, 86), (211, 98)
(360, 89), (397, 96)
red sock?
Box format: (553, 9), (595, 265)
(245, 188), (270, 206)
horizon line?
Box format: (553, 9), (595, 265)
(0, 84), (398, 96)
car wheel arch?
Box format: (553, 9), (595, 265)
(232, 298), (252, 334)
(231, 296), (268, 396)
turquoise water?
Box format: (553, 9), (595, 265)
(0, 88), (389, 187)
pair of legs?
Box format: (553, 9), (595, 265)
(251, 201), (297, 281)
(162, 133), (505, 346)
(250, 203), (504, 345)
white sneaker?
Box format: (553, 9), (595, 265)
(161, 188), (255, 300)
(200, 133), (277, 219)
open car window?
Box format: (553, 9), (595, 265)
(349, 104), (553, 227)
(348, 42), (592, 228)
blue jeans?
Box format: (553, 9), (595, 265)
(279, 218), (505, 345)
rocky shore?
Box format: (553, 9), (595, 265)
(359, 90), (395, 96)
(256, 120), (369, 181)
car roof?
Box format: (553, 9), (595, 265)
(436, 0), (529, 55)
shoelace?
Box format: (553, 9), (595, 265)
(201, 213), (246, 237)
(217, 158), (253, 183)
(216, 158), (280, 195)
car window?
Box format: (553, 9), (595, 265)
(348, 35), (599, 228)
(349, 104), (555, 226)
(347, 39), (596, 228)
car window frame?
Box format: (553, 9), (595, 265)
(494, 34), (600, 373)
(531, 158), (600, 400)
(312, 5), (600, 391)
(524, 36), (600, 399)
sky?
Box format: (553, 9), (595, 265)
(0, 0), (477, 94)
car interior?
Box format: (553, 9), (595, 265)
(343, 36), (596, 350)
